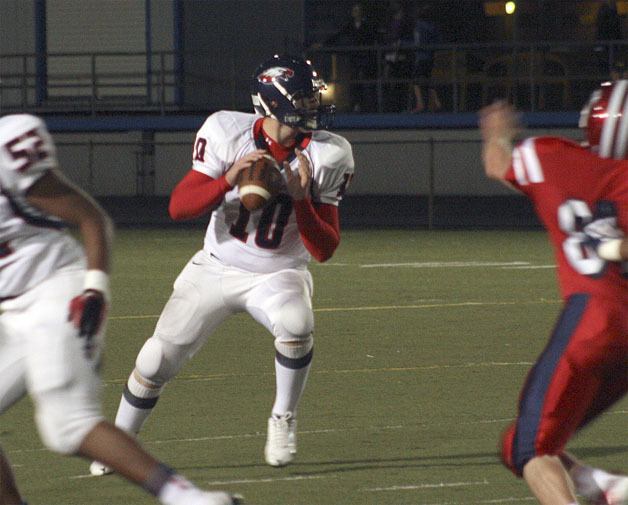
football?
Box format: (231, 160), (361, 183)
(237, 154), (283, 211)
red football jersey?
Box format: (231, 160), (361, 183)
(506, 136), (628, 301)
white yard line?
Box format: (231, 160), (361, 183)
(204, 474), (326, 485)
(360, 261), (530, 268)
(13, 407), (626, 459)
(99, 360), (535, 385)
(363, 478), (489, 491)
(418, 498), (536, 505)
(69, 473), (328, 484)
(478, 498), (537, 503)
(108, 298), (561, 321)
(501, 265), (555, 269)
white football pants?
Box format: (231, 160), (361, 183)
(0, 266), (104, 453)
(136, 249), (314, 385)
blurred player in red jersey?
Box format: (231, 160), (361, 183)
(0, 114), (241, 505)
(90, 54), (354, 475)
(479, 80), (628, 505)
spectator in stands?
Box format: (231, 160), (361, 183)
(611, 60), (627, 80)
(326, 2), (380, 112)
(411, 3), (442, 113)
(597, 0), (622, 41)
(382, 1), (414, 112)
(595, 0), (623, 77)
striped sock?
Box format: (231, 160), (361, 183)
(114, 369), (163, 434)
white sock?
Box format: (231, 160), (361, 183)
(571, 464), (602, 499)
(114, 370), (163, 434)
(591, 468), (620, 490)
(158, 475), (199, 505)
(272, 358), (311, 416)
(141, 463), (203, 505)
(570, 464), (625, 500)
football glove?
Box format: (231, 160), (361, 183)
(584, 215), (622, 240)
(583, 215), (624, 262)
(68, 289), (107, 358)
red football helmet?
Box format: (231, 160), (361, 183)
(579, 79), (627, 159)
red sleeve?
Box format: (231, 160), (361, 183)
(293, 199), (340, 262)
(168, 169), (232, 220)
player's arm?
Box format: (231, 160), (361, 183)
(169, 150), (267, 220)
(26, 169), (112, 273)
(604, 238), (628, 261)
(479, 101), (520, 189)
(284, 149), (340, 262)
(583, 208), (628, 261)
(589, 236), (628, 261)
(26, 169), (112, 345)
(169, 170), (231, 220)
(293, 200), (340, 262)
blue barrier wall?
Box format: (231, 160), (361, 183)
(42, 111), (580, 133)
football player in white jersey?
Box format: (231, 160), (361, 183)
(90, 54), (354, 474)
(0, 114), (241, 505)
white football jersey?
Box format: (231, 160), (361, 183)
(191, 111), (354, 273)
(0, 114), (84, 298)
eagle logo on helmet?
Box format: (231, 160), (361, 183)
(257, 67), (295, 84)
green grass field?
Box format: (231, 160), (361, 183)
(3, 228), (627, 505)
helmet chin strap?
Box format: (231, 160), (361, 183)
(252, 93), (334, 131)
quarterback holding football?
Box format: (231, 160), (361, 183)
(90, 54), (354, 474)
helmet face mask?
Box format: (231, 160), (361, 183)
(251, 55), (336, 130)
(579, 79), (628, 159)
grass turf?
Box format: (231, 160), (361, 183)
(3, 228), (626, 505)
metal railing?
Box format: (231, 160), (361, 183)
(1, 41), (626, 115)
(0, 50), (179, 114)
(53, 135), (536, 229)
(308, 40), (627, 113)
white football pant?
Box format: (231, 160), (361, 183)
(0, 266), (104, 454)
(134, 249), (314, 386)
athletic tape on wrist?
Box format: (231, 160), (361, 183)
(84, 270), (109, 296)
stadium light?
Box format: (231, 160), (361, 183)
(484, 1), (515, 17)
(321, 83), (335, 101)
